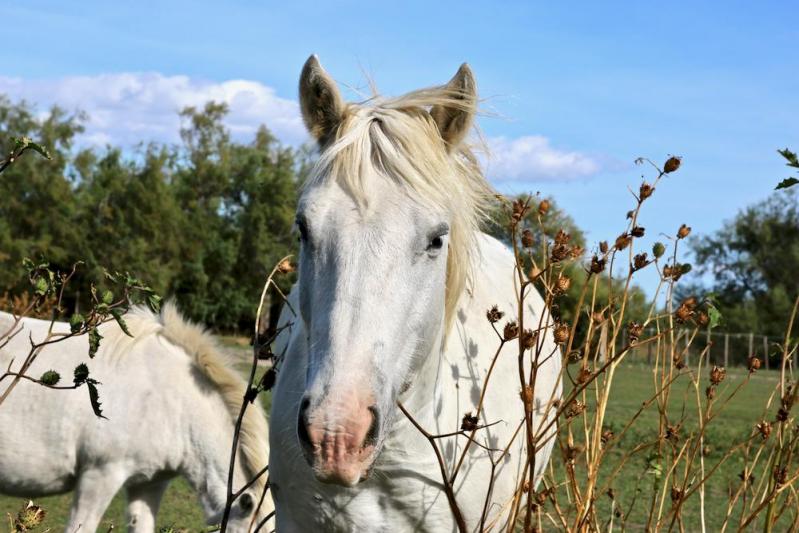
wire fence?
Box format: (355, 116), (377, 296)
(622, 329), (796, 370)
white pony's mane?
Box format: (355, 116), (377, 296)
(108, 302), (269, 503)
(307, 87), (495, 328)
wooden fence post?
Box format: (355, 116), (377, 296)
(724, 334), (729, 368)
(763, 335), (769, 371)
(748, 333), (754, 361)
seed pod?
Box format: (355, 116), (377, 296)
(486, 305), (504, 324)
(627, 322), (644, 344)
(553, 323), (570, 344)
(748, 356), (762, 373)
(538, 199), (551, 216)
(554, 230), (571, 245)
(554, 274), (571, 295)
(521, 329), (537, 350)
(706, 385), (716, 400)
(599, 241), (609, 254)
(639, 182), (655, 200)
(503, 321), (519, 340)
(631, 226), (645, 238)
(756, 420), (772, 440)
(460, 412), (479, 432)
(520, 385), (534, 407)
(590, 255), (606, 274)
(576, 366), (592, 385)
(664, 156), (682, 173)
(677, 224), (691, 239)
(652, 242), (666, 258)
(15, 501), (46, 530)
(674, 303), (693, 323)
(601, 428), (615, 446)
(521, 229), (534, 248)
(550, 244), (570, 263)
(695, 311), (709, 327)
(566, 400), (586, 419)
(710, 365), (726, 385)
(39, 370), (60, 386)
(277, 258), (295, 273)
(615, 233), (632, 251)
(633, 253), (649, 271)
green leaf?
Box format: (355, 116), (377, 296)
(775, 177), (799, 190)
(778, 148), (799, 168)
(33, 277), (48, 296)
(86, 380), (107, 419)
(22, 140), (51, 160)
(110, 309), (133, 337)
(40, 370), (61, 386)
(69, 313), (85, 334)
(73, 363), (89, 385)
(88, 327), (102, 358)
(707, 304), (722, 329)
(101, 290), (114, 305)
(148, 293), (162, 313)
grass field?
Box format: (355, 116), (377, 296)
(1, 356), (783, 531)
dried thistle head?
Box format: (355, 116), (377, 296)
(521, 328), (537, 350)
(614, 233), (632, 251)
(599, 241), (609, 254)
(460, 412), (479, 432)
(521, 228), (534, 248)
(709, 365), (726, 385)
(627, 322), (644, 344)
(565, 400), (586, 419)
(665, 424), (680, 444)
(576, 366), (592, 385)
(554, 229), (571, 245)
(694, 311), (709, 327)
(601, 428), (615, 446)
(631, 226), (645, 238)
(14, 501), (45, 531)
(551, 244), (570, 263)
(633, 253), (649, 271)
(674, 302), (693, 324)
(553, 323), (570, 344)
(677, 224), (692, 239)
(486, 305), (504, 324)
(553, 273), (571, 295)
(670, 487), (683, 504)
(756, 420), (772, 440)
(511, 198), (527, 221)
(503, 321), (519, 341)
(590, 255), (606, 274)
(664, 156), (682, 173)
(748, 356), (762, 373)
(277, 258), (295, 274)
(639, 182), (655, 200)
(591, 311), (605, 325)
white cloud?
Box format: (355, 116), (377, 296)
(0, 72), (307, 147)
(484, 135), (603, 182)
(0, 73), (607, 182)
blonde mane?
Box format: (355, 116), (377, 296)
(306, 87), (495, 328)
(113, 302), (270, 504)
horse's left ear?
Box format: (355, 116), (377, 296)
(430, 63), (477, 149)
(299, 55), (345, 143)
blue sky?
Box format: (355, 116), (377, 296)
(3, 1), (798, 293)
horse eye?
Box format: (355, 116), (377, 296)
(428, 236), (444, 251)
(239, 492), (255, 513)
(296, 218), (309, 242)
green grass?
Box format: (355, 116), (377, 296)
(1, 358), (785, 530)
(554, 361), (786, 530)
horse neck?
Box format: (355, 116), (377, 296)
(178, 385), (240, 521)
(397, 317), (448, 423)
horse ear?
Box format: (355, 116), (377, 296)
(430, 63), (477, 149)
(299, 55), (345, 143)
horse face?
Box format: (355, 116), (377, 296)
(293, 55), (477, 487)
(294, 177), (451, 486)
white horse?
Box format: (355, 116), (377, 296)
(269, 56), (563, 532)
(0, 303), (273, 532)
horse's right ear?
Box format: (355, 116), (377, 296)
(299, 55), (344, 143)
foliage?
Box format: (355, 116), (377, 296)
(0, 98), (302, 331)
(775, 148), (799, 190)
(683, 190), (799, 337)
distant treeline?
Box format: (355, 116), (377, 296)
(0, 98), (305, 331)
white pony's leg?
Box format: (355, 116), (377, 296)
(125, 479), (170, 533)
(65, 466), (127, 532)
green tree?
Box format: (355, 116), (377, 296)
(685, 190), (799, 337)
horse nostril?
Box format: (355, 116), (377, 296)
(297, 397), (313, 461)
(364, 405), (380, 448)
